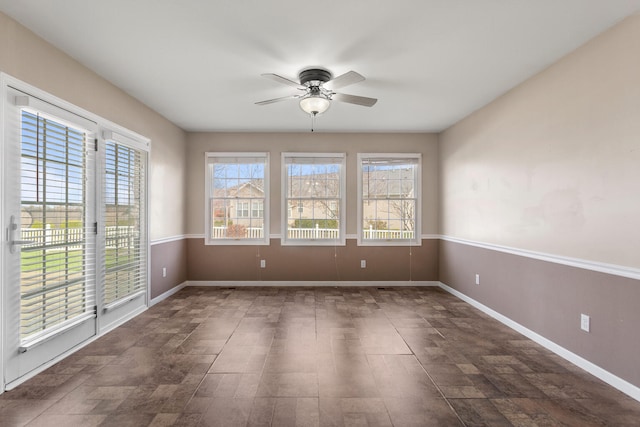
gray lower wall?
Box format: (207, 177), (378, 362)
(150, 239), (188, 300)
(439, 238), (640, 389)
(186, 238), (439, 282)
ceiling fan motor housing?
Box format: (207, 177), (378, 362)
(299, 68), (332, 86)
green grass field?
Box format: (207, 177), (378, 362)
(21, 248), (136, 274)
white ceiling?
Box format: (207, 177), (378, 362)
(1, 1), (639, 133)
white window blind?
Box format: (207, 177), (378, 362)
(282, 153), (345, 245)
(19, 110), (96, 340)
(102, 139), (147, 306)
(358, 154), (421, 245)
(205, 153), (269, 244)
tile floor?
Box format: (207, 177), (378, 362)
(1, 286), (639, 426)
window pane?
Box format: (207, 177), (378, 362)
(207, 154), (268, 243)
(103, 141), (146, 306)
(19, 111), (94, 340)
(283, 154), (344, 244)
(360, 155), (420, 243)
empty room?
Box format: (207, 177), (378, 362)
(0, 1), (639, 426)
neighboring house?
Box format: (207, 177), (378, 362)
(212, 180), (265, 229)
(361, 166), (416, 233)
(213, 168), (416, 232)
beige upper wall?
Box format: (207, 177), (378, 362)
(0, 12), (187, 241)
(439, 15), (640, 268)
(186, 132), (439, 236)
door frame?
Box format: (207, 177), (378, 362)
(1, 72), (7, 394)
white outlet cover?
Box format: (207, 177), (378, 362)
(581, 314), (590, 332)
(361, 260), (366, 268)
(475, 274), (480, 285)
(260, 260), (266, 268)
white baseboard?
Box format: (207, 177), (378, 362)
(150, 281), (188, 306)
(186, 280), (440, 287)
(438, 282), (640, 402)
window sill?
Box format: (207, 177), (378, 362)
(205, 239), (271, 246)
(281, 239), (346, 247)
(356, 239), (422, 247)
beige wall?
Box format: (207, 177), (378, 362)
(186, 132), (439, 236)
(0, 12), (188, 241)
(438, 15), (640, 392)
(439, 14), (640, 269)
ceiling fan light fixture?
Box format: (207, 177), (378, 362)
(299, 94), (331, 116)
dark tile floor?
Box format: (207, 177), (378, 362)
(1, 286), (639, 426)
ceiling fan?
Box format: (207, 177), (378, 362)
(255, 67), (378, 118)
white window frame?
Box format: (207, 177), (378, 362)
(281, 152), (346, 246)
(14, 99), (99, 343)
(357, 153), (422, 246)
(204, 152), (270, 245)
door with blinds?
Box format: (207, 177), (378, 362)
(98, 131), (148, 331)
(3, 88), (98, 385)
(2, 79), (149, 388)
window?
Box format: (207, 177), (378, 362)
(205, 152), (269, 244)
(251, 201), (264, 218)
(102, 131), (148, 307)
(282, 153), (345, 245)
(358, 153), (421, 245)
(18, 109), (97, 340)
(236, 201), (249, 218)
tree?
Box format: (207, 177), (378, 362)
(388, 199), (415, 233)
(227, 224), (246, 238)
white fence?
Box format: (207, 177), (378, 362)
(212, 225), (339, 240)
(211, 225), (413, 240)
(211, 226), (264, 239)
(287, 226), (339, 240)
(21, 226), (137, 249)
(364, 226), (414, 240)
(24, 225), (415, 246)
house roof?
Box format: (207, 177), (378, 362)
(213, 180), (265, 198)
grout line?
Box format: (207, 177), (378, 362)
(385, 300), (468, 427)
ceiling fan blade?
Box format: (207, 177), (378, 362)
(261, 73), (305, 89)
(326, 71), (365, 90)
(255, 94), (300, 105)
(333, 93), (377, 107)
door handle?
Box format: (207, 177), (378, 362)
(9, 215), (35, 253)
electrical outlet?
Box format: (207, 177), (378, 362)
(581, 314), (590, 332)
(361, 260), (366, 268)
(162, 267), (167, 278)
(475, 274), (480, 285)
(260, 259), (266, 268)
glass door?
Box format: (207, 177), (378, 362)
(98, 134), (148, 330)
(3, 88), (97, 386)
